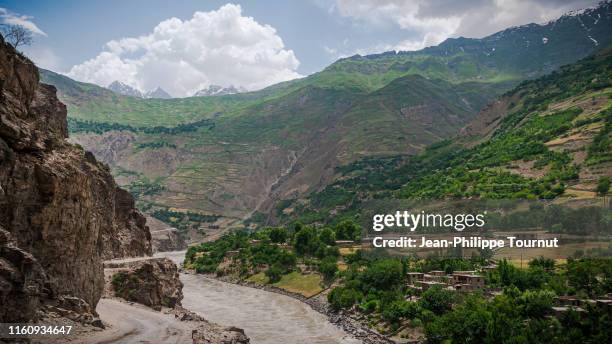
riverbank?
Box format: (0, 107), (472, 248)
(190, 271), (396, 344)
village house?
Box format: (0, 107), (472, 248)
(418, 280), (447, 292)
(481, 264), (497, 273)
(452, 273), (485, 288)
(406, 270), (487, 294)
(406, 272), (424, 285)
(334, 240), (355, 247)
(225, 250), (240, 258)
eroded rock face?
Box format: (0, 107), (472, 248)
(147, 215), (187, 252)
(0, 35), (151, 321)
(106, 258), (183, 311)
(172, 307), (250, 344)
(0, 227), (46, 322)
(192, 324), (250, 344)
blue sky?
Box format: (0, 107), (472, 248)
(0, 0), (600, 96)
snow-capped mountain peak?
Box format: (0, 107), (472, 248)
(193, 85), (244, 97)
(107, 82), (173, 99)
(107, 81), (143, 98)
(145, 87), (172, 99)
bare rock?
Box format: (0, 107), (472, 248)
(0, 34), (151, 322)
(192, 323), (250, 344)
(0, 227), (46, 322)
(108, 258), (183, 310)
(149, 216), (187, 252)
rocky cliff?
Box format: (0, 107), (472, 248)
(0, 35), (151, 322)
(105, 258), (183, 311)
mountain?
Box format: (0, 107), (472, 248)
(145, 86), (172, 99)
(193, 85), (243, 97)
(271, 46), (612, 226)
(0, 35), (150, 322)
(326, 1), (612, 84)
(108, 80), (144, 97)
(108, 81), (173, 99)
(39, 2), (612, 237)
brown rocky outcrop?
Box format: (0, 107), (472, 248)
(172, 307), (249, 344)
(146, 215), (187, 252)
(105, 258), (183, 310)
(151, 227), (187, 252)
(192, 323), (250, 344)
(0, 34), (151, 322)
(0, 227), (46, 322)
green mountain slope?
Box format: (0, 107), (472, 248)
(271, 46), (612, 227)
(40, 2), (612, 236)
(327, 2), (612, 85)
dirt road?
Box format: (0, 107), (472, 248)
(80, 298), (193, 344)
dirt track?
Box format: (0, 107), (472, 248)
(81, 298), (193, 344)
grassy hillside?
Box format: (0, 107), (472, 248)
(270, 47), (612, 227)
(40, 69), (264, 127)
(326, 2), (612, 85)
(39, 2), (612, 235)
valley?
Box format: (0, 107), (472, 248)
(1, 2), (611, 344)
(39, 2), (612, 242)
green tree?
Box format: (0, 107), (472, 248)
(328, 287), (363, 310)
(518, 289), (555, 318)
(334, 220), (361, 241)
(382, 300), (421, 325)
(596, 177), (610, 196)
(269, 227), (288, 243)
(359, 259), (404, 291)
(319, 227), (336, 245)
(319, 256), (338, 281)
(293, 226), (319, 256)
(265, 264), (283, 283)
(419, 285), (456, 315)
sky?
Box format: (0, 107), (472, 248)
(0, 0), (601, 97)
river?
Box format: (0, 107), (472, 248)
(158, 251), (360, 344)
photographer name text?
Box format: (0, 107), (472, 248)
(372, 236), (559, 249)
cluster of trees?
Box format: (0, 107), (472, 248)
(327, 254), (612, 342)
(327, 255), (483, 314)
(67, 117), (215, 135)
(424, 288), (611, 344)
(151, 208), (220, 230)
(397, 106), (585, 200)
(185, 231), (248, 273)
(136, 141), (177, 149)
(487, 203), (610, 236)
(185, 220), (362, 281)
(126, 177), (165, 198)
(586, 107), (612, 166)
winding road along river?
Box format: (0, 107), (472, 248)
(159, 251), (360, 344)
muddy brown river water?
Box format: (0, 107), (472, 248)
(159, 251), (360, 344)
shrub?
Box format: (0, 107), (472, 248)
(328, 287), (363, 310)
(319, 257), (339, 281)
(265, 264), (283, 283)
(419, 285), (456, 315)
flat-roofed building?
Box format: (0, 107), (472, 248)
(452, 273), (485, 288)
(407, 272), (425, 285)
(418, 280), (448, 291)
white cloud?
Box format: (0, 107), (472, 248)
(0, 8), (47, 36)
(67, 4), (302, 97)
(333, 0), (599, 51)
